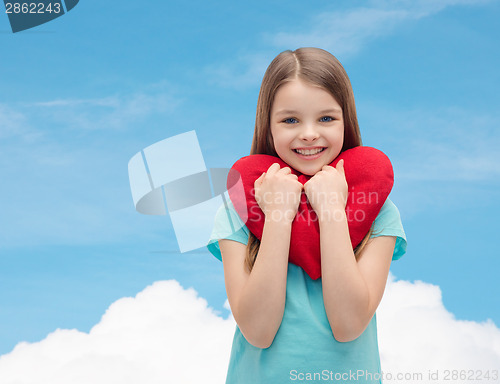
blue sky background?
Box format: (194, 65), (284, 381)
(0, 0), (499, 355)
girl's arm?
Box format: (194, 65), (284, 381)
(219, 163), (302, 349)
(304, 161), (396, 342)
(219, 218), (292, 349)
(319, 209), (396, 342)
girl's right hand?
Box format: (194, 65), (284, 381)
(254, 163), (303, 223)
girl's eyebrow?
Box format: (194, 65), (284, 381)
(319, 108), (342, 114)
(273, 107), (342, 116)
(273, 109), (297, 116)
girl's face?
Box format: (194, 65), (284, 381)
(270, 79), (344, 176)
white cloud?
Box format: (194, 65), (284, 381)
(26, 90), (182, 132)
(0, 275), (498, 384)
(270, 8), (409, 58)
(270, 0), (494, 57)
(378, 274), (500, 381)
(208, 0), (494, 89)
(0, 103), (42, 142)
(204, 52), (273, 89)
(0, 280), (235, 384)
(32, 97), (120, 108)
(368, 0), (493, 16)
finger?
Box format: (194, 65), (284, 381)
(337, 159), (345, 173)
(279, 166), (292, 175)
(254, 172), (265, 185)
(266, 162), (281, 175)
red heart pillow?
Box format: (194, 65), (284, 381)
(226, 146), (394, 280)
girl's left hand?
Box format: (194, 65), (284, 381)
(303, 159), (348, 218)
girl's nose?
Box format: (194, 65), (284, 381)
(298, 123), (319, 141)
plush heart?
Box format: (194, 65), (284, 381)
(226, 146), (394, 280)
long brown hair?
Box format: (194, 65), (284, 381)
(245, 47), (374, 273)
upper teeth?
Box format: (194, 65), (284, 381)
(295, 148), (324, 155)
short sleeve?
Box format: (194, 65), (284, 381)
(207, 200), (249, 261)
(370, 197), (407, 260)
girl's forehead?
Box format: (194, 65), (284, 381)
(272, 80), (342, 112)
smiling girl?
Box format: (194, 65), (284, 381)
(208, 47), (407, 384)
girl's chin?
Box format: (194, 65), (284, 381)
(294, 164), (323, 176)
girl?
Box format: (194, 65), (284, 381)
(207, 47), (407, 383)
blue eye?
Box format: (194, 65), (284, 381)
(320, 116), (334, 122)
(283, 117), (299, 124)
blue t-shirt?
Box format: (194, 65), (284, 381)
(207, 198), (407, 384)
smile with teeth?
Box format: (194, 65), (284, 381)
(293, 147), (326, 156)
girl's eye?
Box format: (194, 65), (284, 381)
(320, 116), (335, 122)
(283, 117), (298, 124)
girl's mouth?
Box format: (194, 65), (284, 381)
(292, 147), (326, 159)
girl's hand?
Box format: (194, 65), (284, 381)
(303, 159), (348, 221)
(254, 163), (303, 223)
